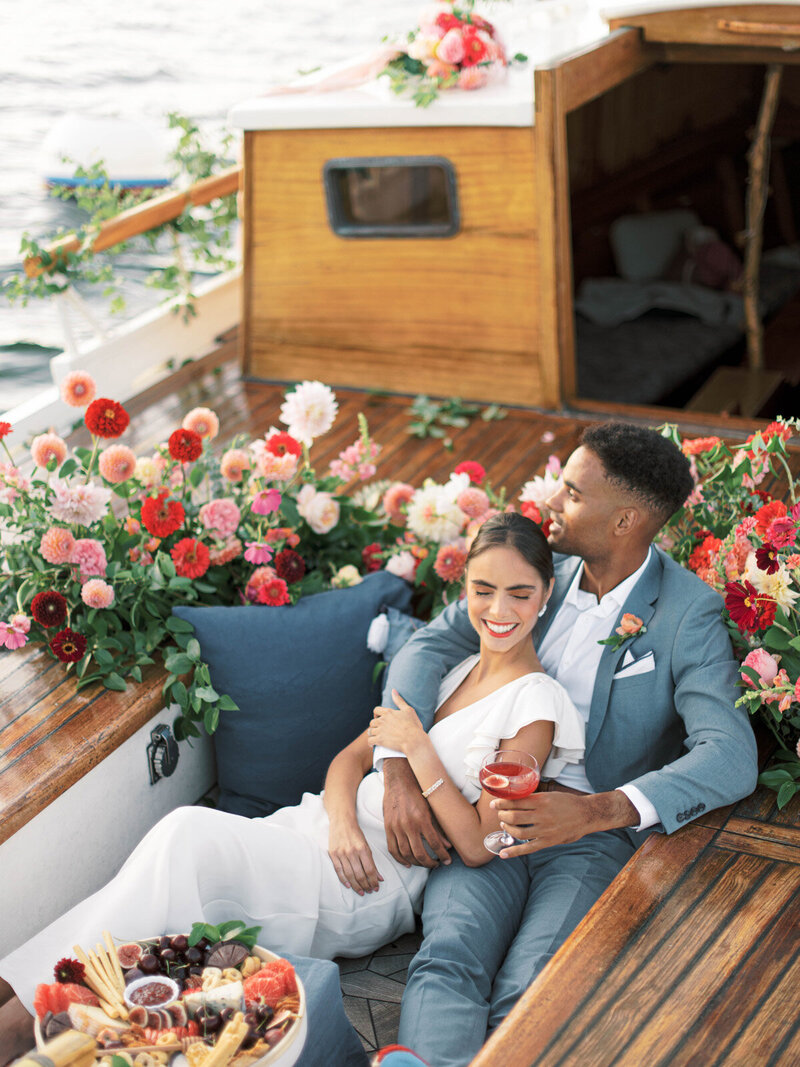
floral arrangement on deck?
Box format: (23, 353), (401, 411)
(379, 0), (526, 107)
(655, 421), (800, 806)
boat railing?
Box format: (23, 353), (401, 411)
(23, 165), (241, 278)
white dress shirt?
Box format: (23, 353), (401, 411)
(536, 548), (658, 830)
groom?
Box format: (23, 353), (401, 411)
(376, 422), (759, 1067)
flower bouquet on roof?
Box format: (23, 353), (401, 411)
(656, 419), (800, 807)
(379, 0), (525, 107)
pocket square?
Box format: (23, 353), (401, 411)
(613, 651), (655, 679)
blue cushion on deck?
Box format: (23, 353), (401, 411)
(173, 571), (414, 818)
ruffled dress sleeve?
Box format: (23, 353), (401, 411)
(462, 674), (585, 798)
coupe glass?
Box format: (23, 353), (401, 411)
(479, 749), (540, 854)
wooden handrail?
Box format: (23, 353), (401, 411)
(24, 165), (242, 278)
(718, 18), (800, 37)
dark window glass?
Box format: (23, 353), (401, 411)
(323, 157), (459, 237)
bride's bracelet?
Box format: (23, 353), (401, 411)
(422, 777), (444, 799)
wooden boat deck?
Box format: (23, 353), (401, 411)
(3, 334), (800, 1062)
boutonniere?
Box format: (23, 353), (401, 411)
(598, 613), (647, 652)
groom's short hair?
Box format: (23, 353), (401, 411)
(581, 423), (694, 524)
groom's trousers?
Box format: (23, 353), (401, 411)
(397, 828), (636, 1067)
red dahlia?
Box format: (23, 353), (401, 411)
(256, 577), (291, 606)
(170, 537), (211, 579)
(168, 428), (203, 463)
(0, 421), (12, 440)
(362, 542), (383, 573)
(31, 590), (68, 628)
(274, 548), (306, 584)
(266, 432), (303, 458)
(454, 461), (486, 486)
(50, 628), (87, 663)
(54, 957), (86, 984)
(141, 490), (185, 538)
(84, 398), (130, 439)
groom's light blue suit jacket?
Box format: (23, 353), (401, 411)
(382, 547), (759, 845)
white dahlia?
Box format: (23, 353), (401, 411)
(279, 381), (338, 446)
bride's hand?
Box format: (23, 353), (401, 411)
(328, 822), (384, 895)
(369, 691), (427, 755)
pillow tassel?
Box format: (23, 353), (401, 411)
(366, 611), (390, 654)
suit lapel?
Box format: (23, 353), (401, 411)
(585, 550), (663, 755)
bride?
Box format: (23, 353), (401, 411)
(0, 512), (584, 1016)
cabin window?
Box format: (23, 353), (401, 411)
(323, 157), (459, 237)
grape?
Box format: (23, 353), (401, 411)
(202, 1013), (222, 1035)
(188, 966), (204, 976)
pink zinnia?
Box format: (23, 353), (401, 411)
(457, 487), (490, 519)
(60, 371), (96, 408)
(244, 541), (274, 565)
(208, 537), (243, 567)
(31, 433), (67, 469)
(199, 498), (242, 538)
(383, 483), (415, 524)
(98, 444), (137, 484)
(220, 448), (251, 483)
(40, 527), (76, 565)
(434, 542), (468, 583)
(70, 538), (107, 579)
(81, 578), (115, 609)
(252, 488), (282, 516)
(0, 615), (30, 650)
(182, 407), (219, 440)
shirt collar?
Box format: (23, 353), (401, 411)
(562, 546), (653, 612)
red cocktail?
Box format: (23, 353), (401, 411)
(479, 749), (540, 854)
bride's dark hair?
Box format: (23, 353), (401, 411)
(465, 512), (554, 582)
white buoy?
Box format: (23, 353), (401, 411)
(39, 112), (172, 190)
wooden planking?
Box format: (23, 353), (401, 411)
(241, 124), (552, 407)
(606, 4), (800, 49)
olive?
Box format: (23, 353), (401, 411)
(139, 954), (159, 974)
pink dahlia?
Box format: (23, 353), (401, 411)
(49, 478), (112, 527)
(208, 536), (243, 567)
(199, 498), (242, 539)
(40, 527), (76, 565)
(457, 65), (490, 90)
(98, 444), (137, 484)
(60, 371), (96, 408)
(383, 483), (415, 525)
(31, 433), (67, 469)
(255, 448), (298, 482)
(71, 538), (108, 580)
(457, 487), (490, 519)
(434, 542), (468, 583)
(81, 579), (115, 609)
(220, 448), (251, 483)
(182, 407), (219, 440)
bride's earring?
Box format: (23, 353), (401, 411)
(538, 602), (548, 618)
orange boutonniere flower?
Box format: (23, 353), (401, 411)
(599, 613), (647, 652)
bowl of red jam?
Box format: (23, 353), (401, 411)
(124, 974), (180, 1009)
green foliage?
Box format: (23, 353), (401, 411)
(3, 113), (238, 320)
(407, 395), (506, 450)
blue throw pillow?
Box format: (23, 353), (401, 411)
(173, 571), (414, 818)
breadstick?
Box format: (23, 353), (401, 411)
(73, 944), (128, 1018)
(103, 929), (127, 989)
(89, 948), (127, 1016)
(95, 943), (122, 995)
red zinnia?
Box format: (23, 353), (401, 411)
(141, 490), (185, 538)
(170, 537), (210, 579)
(362, 542), (383, 573)
(266, 432), (303, 458)
(454, 461), (486, 486)
(521, 501), (543, 525)
(758, 596), (778, 629)
(754, 500), (787, 538)
(460, 28), (489, 66)
(31, 590), (68, 628)
(0, 421), (12, 440)
(84, 398), (130, 439)
(256, 576), (291, 606)
(274, 548), (306, 584)
(168, 428), (203, 463)
(50, 627), (87, 663)
(54, 957), (86, 984)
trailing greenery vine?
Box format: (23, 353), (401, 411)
(4, 113), (238, 322)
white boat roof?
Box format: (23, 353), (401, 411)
(228, 2), (800, 132)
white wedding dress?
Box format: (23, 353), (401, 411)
(0, 657), (584, 1014)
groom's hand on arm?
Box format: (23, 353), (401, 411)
(492, 790), (638, 858)
(383, 758), (452, 868)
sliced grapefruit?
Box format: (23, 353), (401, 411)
(482, 773), (510, 792)
(33, 982), (99, 1019)
(243, 959), (297, 1008)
